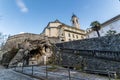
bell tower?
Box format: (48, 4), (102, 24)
(71, 14), (80, 29)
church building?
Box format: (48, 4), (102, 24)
(42, 14), (86, 43)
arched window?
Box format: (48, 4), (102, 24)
(76, 19), (78, 23)
(73, 20), (75, 24)
(61, 39), (64, 42)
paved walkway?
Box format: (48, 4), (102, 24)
(0, 65), (5, 69)
(15, 66), (114, 80)
(0, 69), (38, 80)
(0, 65), (115, 80)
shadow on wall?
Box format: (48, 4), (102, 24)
(56, 33), (120, 51)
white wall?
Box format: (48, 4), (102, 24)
(86, 19), (120, 38)
(49, 23), (61, 27)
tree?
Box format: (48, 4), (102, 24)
(0, 33), (4, 47)
(106, 30), (117, 36)
(0, 32), (7, 49)
(90, 21), (101, 37)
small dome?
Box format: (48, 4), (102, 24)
(72, 14), (77, 18)
(54, 19), (60, 23)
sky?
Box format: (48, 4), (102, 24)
(0, 0), (120, 35)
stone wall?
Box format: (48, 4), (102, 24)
(4, 33), (44, 50)
(55, 34), (120, 76)
(55, 49), (120, 72)
(56, 33), (120, 51)
(3, 33), (60, 51)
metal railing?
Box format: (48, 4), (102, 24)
(10, 64), (78, 80)
(10, 63), (117, 80)
(7, 47), (120, 80)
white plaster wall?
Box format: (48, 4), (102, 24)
(64, 31), (85, 41)
(45, 28), (50, 36)
(44, 22), (85, 42)
(108, 20), (120, 33)
(87, 19), (120, 38)
(64, 31), (69, 41)
(49, 28), (58, 37)
(49, 23), (61, 27)
(100, 19), (120, 36)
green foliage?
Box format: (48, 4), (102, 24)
(47, 45), (56, 64)
(48, 53), (56, 64)
(90, 21), (101, 37)
(75, 66), (83, 71)
(106, 30), (117, 36)
(0, 33), (4, 45)
(90, 21), (101, 31)
(0, 32), (8, 49)
(47, 65), (58, 71)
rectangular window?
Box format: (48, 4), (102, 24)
(69, 39), (71, 41)
(76, 35), (78, 39)
(81, 36), (84, 39)
(73, 34), (75, 38)
(68, 33), (71, 37)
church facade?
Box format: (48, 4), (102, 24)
(42, 15), (86, 43)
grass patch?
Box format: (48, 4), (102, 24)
(47, 65), (58, 71)
(74, 66), (83, 71)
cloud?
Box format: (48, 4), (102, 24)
(16, 0), (28, 13)
(19, 32), (25, 34)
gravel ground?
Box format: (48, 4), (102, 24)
(15, 65), (115, 80)
(0, 69), (39, 80)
